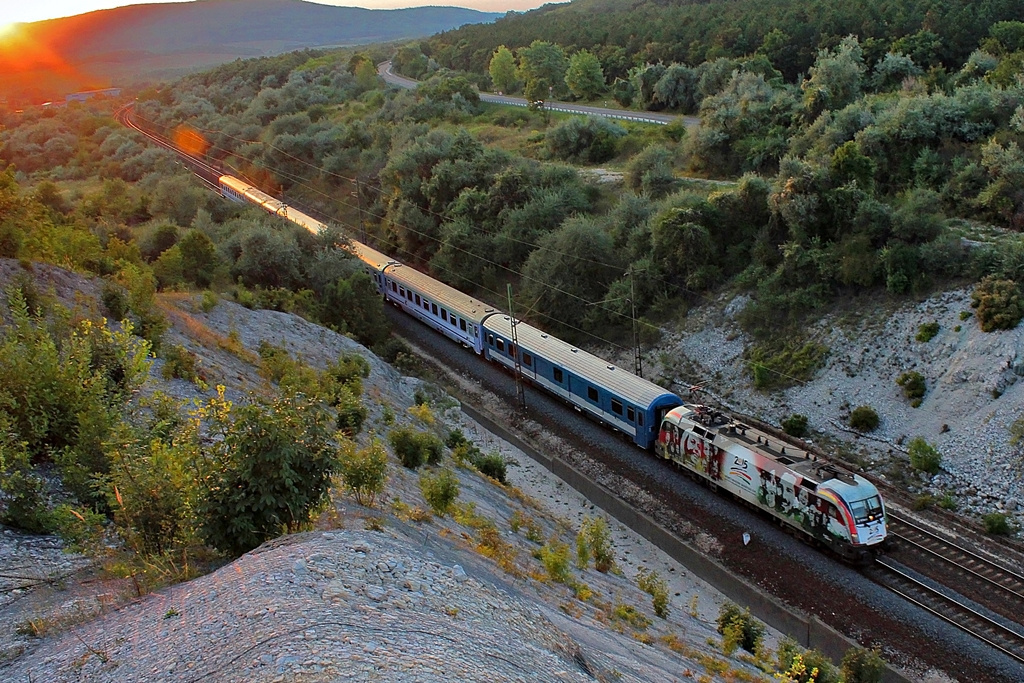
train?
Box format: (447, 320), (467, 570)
(217, 174), (888, 563)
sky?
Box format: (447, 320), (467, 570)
(5, 0), (547, 25)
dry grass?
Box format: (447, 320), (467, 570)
(155, 294), (257, 363)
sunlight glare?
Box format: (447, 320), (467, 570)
(0, 23), (19, 40)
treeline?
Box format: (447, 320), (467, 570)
(423, 0), (1024, 83)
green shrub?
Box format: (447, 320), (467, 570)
(747, 341), (828, 390)
(101, 280), (130, 320)
(338, 439), (388, 507)
(716, 602), (765, 654)
(637, 567), (669, 618)
(840, 647), (885, 683)
(915, 321), (939, 342)
(198, 394), (339, 556)
(781, 414), (809, 438)
(982, 512), (1012, 535)
(161, 344), (198, 382)
(473, 452), (507, 483)
(199, 290), (218, 313)
(959, 310), (973, 321)
(849, 406), (879, 432)
(776, 638), (840, 683)
(908, 437), (941, 475)
(419, 468), (459, 516)
(325, 353), (370, 396)
(0, 434), (53, 533)
(577, 516), (615, 572)
(971, 277), (1024, 332)
(335, 386), (368, 437)
(537, 539), (573, 583)
(896, 371), (926, 401)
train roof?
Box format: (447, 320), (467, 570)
(484, 314), (681, 410)
(349, 241), (397, 271)
(385, 263), (498, 324)
(665, 405), (876, 495)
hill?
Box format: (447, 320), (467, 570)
(0, 0), (500, 103)
(0, 260), (742, 682)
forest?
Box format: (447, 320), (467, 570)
(1, 0), (1024, 587)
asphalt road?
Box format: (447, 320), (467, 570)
(377, 60), (698, 127)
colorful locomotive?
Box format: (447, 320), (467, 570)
(659, 404), (887, 562)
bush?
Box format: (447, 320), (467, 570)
(896, 371), (926, 402)
(908, 437), (942, 475)
(473, 452), (507, 483)
(338, 439), (388, 507)
(335, 386), (368, 437)
(747, 341), (828, 390)
(776, 638), (840, 683)
(982, 512), (1012, 535)
(849, 406), (880, 432)
(781, 414), (809, 438)
(716, 602), (765, 654)
(915, 321), (939, 342)
(577, 516), (615, 572)
(537, 539), (573, 583)
(419, 468), (459, 515)
(840, 647), (886, 683)
(101, 281), (130, 320)
(545, 117), (626, 163)
(161, 344), (199, 382)
(198, 394), (339, 556)
(637, 567), (669, 618)
(971, 277), (1023, 332)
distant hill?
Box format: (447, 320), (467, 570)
(0, 0), (500, 103)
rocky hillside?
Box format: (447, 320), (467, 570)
(650, 287), (1024, 529)
(0, 261), (762, 682)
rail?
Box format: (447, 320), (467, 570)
(871, 556), (1024, 665)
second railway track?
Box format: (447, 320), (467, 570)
(870, 555), (1024, 665)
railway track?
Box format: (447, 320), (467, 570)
(873, 514), (1024, 666)
(889, 513), (1024, 608)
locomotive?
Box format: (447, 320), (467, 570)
(217, 174), (888, 561)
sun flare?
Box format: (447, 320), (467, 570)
(0, 23), (19, 40)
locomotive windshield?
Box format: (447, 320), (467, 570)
(849, 495), (884, 524)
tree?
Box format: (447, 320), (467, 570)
(178, 229), (219, 288)
(489, 45), (517, 93)
(318, 271), (391, 347)
(520, 216), (621, 330)
(517, 41), (569, 100)
(565, 49), (605, 100)
(802, 36), (866, 120)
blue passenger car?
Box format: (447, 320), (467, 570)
(482, 315), (682, 448)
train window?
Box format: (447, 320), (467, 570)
(611, 399), (623, 416)
(423, 300), (429, 311)
(391, 281), (397, 293)
(638, 413), (644, 427)
(553, 368), (563, 383)
(487, 334), (494, 345)
(587, 387), (598, 402)
(522, 352), (532, 367)
(627, 407), (635, 422)
(406, 290), (413, 301)
(460, 319), (467, 332)
(441, 309), (448, 322)
(399, 287), (405, 297)
(415, 294), (421, 305)
(496, 339), (505, 352)
(432, 303), (438, 315)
